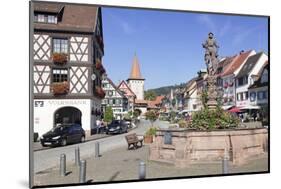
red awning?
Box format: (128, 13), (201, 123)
(228, 107), (242, 113)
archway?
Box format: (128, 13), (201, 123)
(54, 106), (82, 126)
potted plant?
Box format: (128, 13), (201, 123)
(52, 53), (68, 65)
(51, 81), (69, 95)
(144, 127), (157, 143)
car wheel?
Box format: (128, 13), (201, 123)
(61, 138), (67, 146)
(41, 143), (47, 147)
(80, 136), (85, 143)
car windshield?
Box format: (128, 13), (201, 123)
(51, 124), (72, 132)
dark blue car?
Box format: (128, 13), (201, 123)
(40, 123), (85, 147)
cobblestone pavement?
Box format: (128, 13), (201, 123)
(33, 120), (149, 173)
(34, 145), (268, 187)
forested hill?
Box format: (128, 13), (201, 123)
(146, 83), (186, 96)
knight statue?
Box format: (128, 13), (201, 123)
(202, 32), (219, 75)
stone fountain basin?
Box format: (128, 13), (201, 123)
(149, 127), (268, 168)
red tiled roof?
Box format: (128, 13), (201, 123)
(135, 99), (148, 104)
(146, 96), (165, 108)
(221, 50), (253, 77)
(117, 80), (136, 97)
(216, 55), (237, 77)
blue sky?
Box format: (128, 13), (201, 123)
(101, 7), (268, 90)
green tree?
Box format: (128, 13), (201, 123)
(201, 90), (208, 109)
(128, 110), (141, 118)
(104, 106), (114, 123)
(144, 91), (157, 101)
(145, 110), (158, 127)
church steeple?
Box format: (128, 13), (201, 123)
(128, 54), (144, 80)
(127, 53), (145, 100)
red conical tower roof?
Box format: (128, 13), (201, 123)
(128, 54), (144, 80)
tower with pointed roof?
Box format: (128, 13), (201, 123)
(127, 54), (145, 100)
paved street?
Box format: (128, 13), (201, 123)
(34, 145), (268, 186)
(33, 119), (150, 173)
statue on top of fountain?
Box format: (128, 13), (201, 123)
(202, 32), (219, 76)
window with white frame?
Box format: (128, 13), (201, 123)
(37, 14), (45, 22)
(53, 38), (68, 53)
(250, 92), (256, 102)
(47, 15), (57, 23)
(52, 68), (68, 83)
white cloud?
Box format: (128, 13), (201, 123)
(109, 13), (135, 35)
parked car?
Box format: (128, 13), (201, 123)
(123, 118), (132, 128)
(40, 123), (85, 147)
(106, 120), (128, 134)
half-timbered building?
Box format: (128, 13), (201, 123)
(101, 77), (129, 119)
(33, 2), (106, 136)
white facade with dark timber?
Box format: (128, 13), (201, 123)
(101, 77), (129, 119)
(33, 2), (106, 136)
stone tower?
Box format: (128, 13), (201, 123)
(127, 54), (145, 100)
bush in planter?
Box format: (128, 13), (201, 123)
(177, 119), (188, 128)
(190, 107), (239, 130)
(144, 127), (157, 143)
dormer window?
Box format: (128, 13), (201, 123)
(37, 14), (45, 22)
(48, 15), (57, 23)
(34, 13), (57, 24)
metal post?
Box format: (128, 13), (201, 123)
(79, 160), (87, 183)
(95, 142), (100, 158)
(139, 161), (146, 180)
(60, 154), (66, 177)
(75, 146), (80, 166)
(222, 149), (229, 174)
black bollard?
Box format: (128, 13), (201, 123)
(60, 154), (66, 176)
(79, 160), (87, 183)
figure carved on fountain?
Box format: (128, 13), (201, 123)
(202, 32), (220, 109)
(202, 32), (219, 76)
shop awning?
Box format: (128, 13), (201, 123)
(240, 105), (261, 110)
(222, 105), (234, 110)
(228, 107), (242, 113)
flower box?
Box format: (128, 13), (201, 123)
(52, 53), (68, 65)
(95, 86), (105, 98)
(51, 81), (69, 95)
(144, 135), (153, 143)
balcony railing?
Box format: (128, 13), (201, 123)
(50, 81), (69, 95)
(52, 53), (68, 65)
